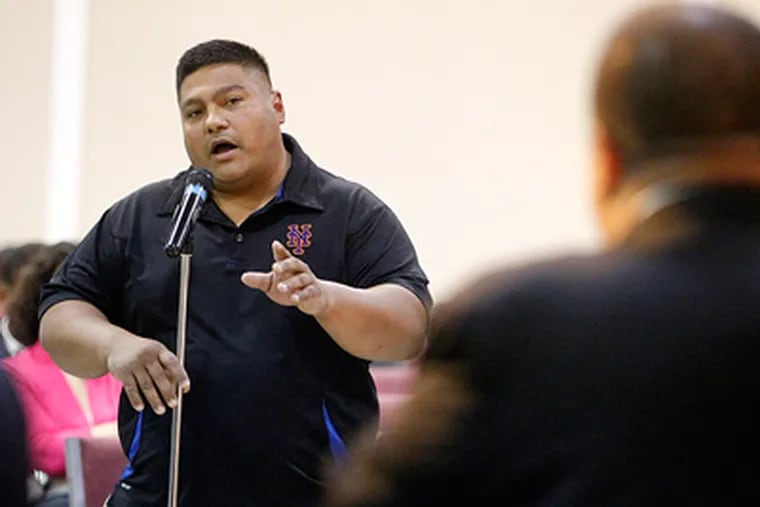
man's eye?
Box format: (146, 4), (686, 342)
(186, 110), (202, 119)
(227, 97), (243, 105)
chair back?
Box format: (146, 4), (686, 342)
(370, 362), (418, 432)
(65, 436), (128, 507)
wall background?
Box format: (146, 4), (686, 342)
(2, 0), (758, 301)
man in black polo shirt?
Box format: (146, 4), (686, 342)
(38, 39), (431, 507)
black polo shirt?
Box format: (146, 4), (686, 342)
(39, 133), (431, 507)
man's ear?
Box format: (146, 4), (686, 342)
(271, 90), (285, 124)
(592, 122), (629, 247)
(593, 122), (623, 203)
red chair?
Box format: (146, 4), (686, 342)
(64, 436), (128, 507)
(370, 362), (418, 394)
(370, 362), (418, 432)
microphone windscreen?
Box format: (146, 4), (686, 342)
(186, 168), (214, 192)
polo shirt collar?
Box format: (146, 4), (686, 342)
(279, 133), (325, 211)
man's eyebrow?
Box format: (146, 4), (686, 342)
(180, 84), (247, 109)
(213, 84), (247, 99)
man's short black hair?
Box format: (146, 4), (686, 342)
(594, 4), (760, 170)
(175, 39), (271, 96)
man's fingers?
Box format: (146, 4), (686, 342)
(241, 271), (274, 292)
(107, 338), (190, 413)
(277, 273), (311, 294)
(158, 350), (190, 393)
(146, 361), (177, 408)
(121, 377), (145, 412)
(133, 369), (166, 415)
(241, 242), (295, 293)
(273, 258), (305, 276)
(292, 285), (318, 303)
(272, 240), (292, 262)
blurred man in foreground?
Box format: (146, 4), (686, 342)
(0, 364), (28, 507)
(324, 3), (760, 505)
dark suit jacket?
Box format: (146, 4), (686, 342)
(327, 186), (760, 506)
(0, 363), (28, 507)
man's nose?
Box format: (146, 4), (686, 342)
(205, 106), (229, 132)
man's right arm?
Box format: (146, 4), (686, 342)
(40, 300), (118, 378)
(40, 300), (189, 415)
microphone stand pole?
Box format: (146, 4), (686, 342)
(168, 241), (192, 507)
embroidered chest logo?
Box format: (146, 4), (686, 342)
(286, 224), (313, 255)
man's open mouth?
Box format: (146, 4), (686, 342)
(211, 141), (238, 155)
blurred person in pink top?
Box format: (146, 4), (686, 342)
(2, 242), (122, 506)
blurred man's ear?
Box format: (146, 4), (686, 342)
(592, 121), (626, 246)
(593, 122), (623, 204)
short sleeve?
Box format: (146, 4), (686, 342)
(39, 207), (126, 323)
(344, 187), (432, 310)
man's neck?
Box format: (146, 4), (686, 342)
(601, 135), (760, 247)
(215, 150), (292, 227)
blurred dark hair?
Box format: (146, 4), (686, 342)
(175, 39), (271, 96)
(0, 242), (46, 288)
(7, 242), (76, 346)
(593, 4), (760, 170)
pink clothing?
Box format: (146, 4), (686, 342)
(3, 342), (122, 477)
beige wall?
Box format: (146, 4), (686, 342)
(3, 0), (759, 300)
(0, 0), (53, 243)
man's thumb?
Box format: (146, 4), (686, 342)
(241, 271), (273, 292)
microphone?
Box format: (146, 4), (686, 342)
(164, 168), (214, 258)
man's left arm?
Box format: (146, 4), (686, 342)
(314, 280), (428, 361)
(241, 240), (428, 361)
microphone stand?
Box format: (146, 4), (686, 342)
(168, 240), (192, 507)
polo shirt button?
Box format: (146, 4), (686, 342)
(235, 233), (244, 243)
